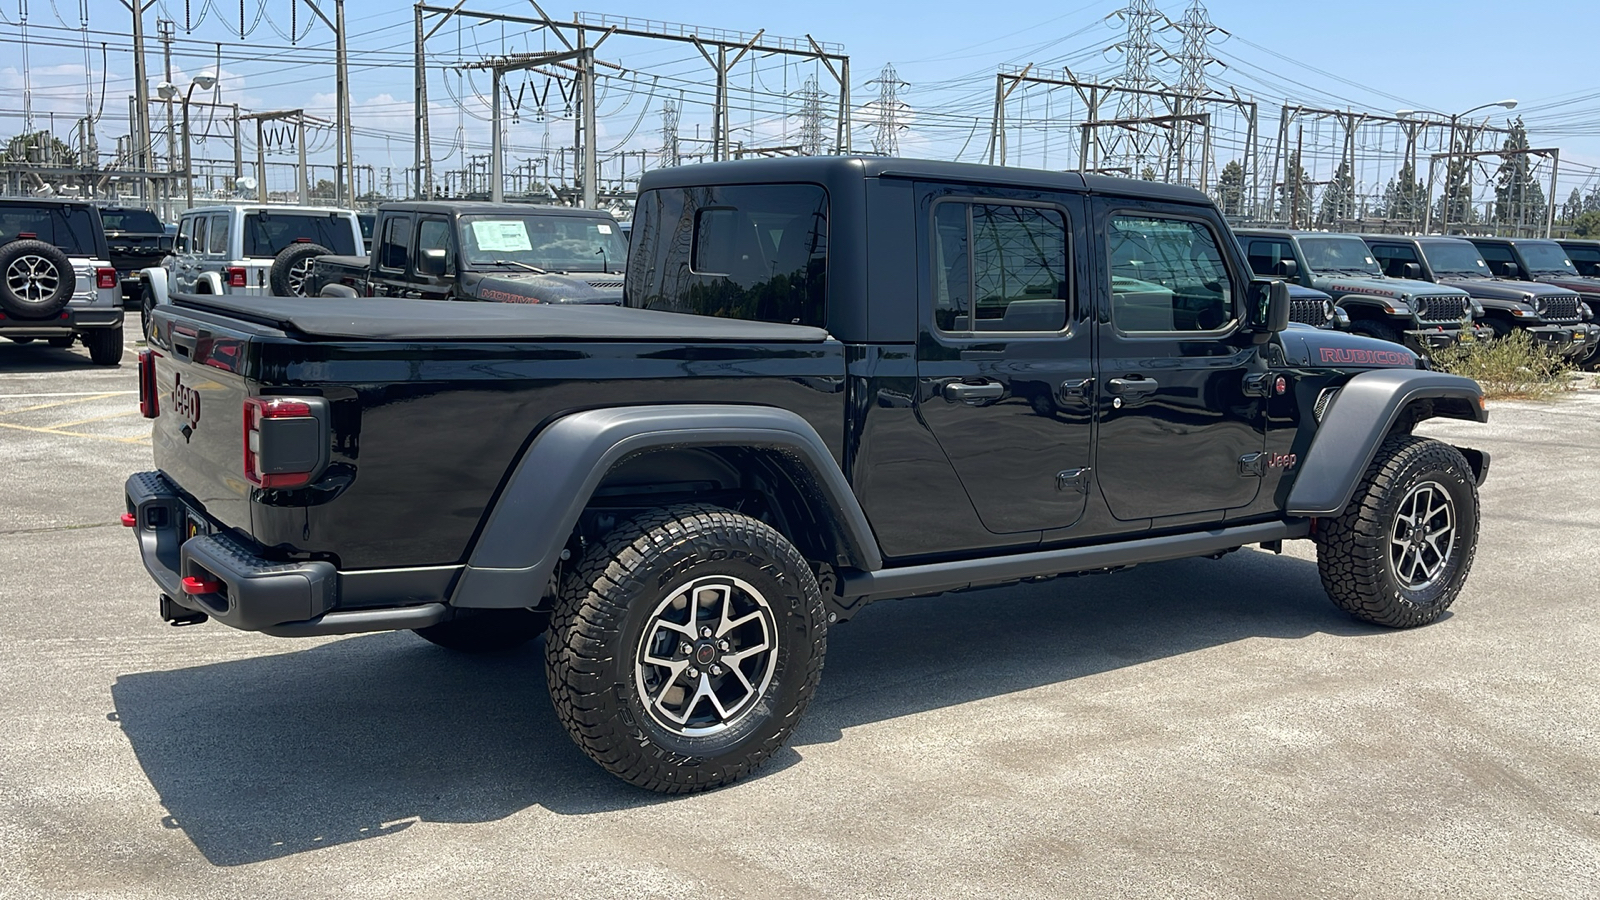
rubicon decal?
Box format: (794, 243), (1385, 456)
(1318, 347), (1414, 367)
(478, 288), (542, 303)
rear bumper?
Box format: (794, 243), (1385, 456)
(125, 471), (449, 635)
(0, 306), (123, 336)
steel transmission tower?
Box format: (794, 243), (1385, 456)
(1107, 0), (1165, 174)
(797, 76), (826, 156)
(868, 63), (909, 157)
(1166, 0), (1225, 186)
(660, 100), (681, 168)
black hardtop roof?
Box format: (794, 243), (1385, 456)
(1357, 234), (1476, 246)
(1557, 237), (1600, 246)
(0, 197), (99, 210)
(376, 201), (617, 218)
(1234, 228), (1371, 239)
(637, 156), (1213, 205)
(1465, 235), (1561, 247)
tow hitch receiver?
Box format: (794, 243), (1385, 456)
(159, 594), (209, 626)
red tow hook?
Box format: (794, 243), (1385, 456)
(181, 575), (223, 595)
(120, 512), (137, 527)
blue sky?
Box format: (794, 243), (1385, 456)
(2, 0), (1596, 198)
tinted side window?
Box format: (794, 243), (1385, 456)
(627, 184), (827, 327)
(192, 217), (209, 258)
(1476, 242), (1516, 274)
(1245, 239), (1295, 277)
(1110, 214), (1235, 333)
(416, 219), (453, 274)
(377, 216), (411, 271)
(175, 216), (195, 254)
(207, 214), (230, 255)
(932, 201), (1068, 334)
(1372, 243), (1420, 278)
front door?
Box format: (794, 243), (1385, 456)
(914, 183), (1094, 538)
(1093, 200), (1267, 523)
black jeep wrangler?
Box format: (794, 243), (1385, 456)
(128, 158), (1489, 793)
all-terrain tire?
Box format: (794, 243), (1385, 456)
(1350, 317), (1403, 346)
(412, 608), (550, 653)
(545, 503), (827, 793)
(0, 239), (76, 318)
(84, 324), (124, 366)
(1314, 434), (1479, 628)
(269, 243), (331, 297)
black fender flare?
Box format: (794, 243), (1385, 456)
(449, 405), (883, 609)
(1334, 293), (1407, 317)
(1286, 369), (1487, 517)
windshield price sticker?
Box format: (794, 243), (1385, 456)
(471, 220), (534, 252)
(596, 223), (613, 234)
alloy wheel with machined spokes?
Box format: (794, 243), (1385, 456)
(1388, 481), (1456, 591)
(635, 574), (778, 737)
(7, 254), (61, 302)
(546, 503), (827, 792)
(286, 257), (313, 296)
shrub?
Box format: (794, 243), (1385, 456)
(1430, 329), (1577, 401)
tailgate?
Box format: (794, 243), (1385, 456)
(150, 317), (255, 532)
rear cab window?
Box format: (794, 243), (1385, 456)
(242, 212), (358, 258)
(931, 199), (1070, 335)
(627, 184), (828, 327)
(0, 204), (103, 257)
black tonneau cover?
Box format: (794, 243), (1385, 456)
(171, 294), (832, 343)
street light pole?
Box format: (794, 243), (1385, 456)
(177, 73), (218, 210)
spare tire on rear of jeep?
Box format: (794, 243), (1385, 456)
(269, 242), (331, 297)
(0, 239), (77, 318)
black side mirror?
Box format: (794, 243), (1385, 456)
(1501, 262), (1520, 278)
(417, 248), (449, 278)
(1402, 262), (1422, 280)
(1248, 280), (1291, 341)
(1275, 259), (1299, 279)
(158, 235), (175, 252)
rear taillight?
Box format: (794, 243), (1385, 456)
(226, 266), (247, 288)
(138, 350), (159, 418)
(243, 397), (324, 489)
(97, 267), (118, 289)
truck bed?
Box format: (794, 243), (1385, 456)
(171, 294), (832, 343)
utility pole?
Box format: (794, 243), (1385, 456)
(460, 48), (591, 203)
(304, 1), (353, 204)
(123, 0), (158, 205)
(158, 19), (175, 216)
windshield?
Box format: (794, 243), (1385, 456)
(0, 204), (102, 255)
(1419, 240), (1490, 276)
(242, 212), (358, 257)
(1517, 241), (1579, 275)
(101, 209), (163, 233)
(459, 214), (627, 273)
(1297, 235), (1382, 276)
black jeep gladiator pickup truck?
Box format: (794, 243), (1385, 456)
(127, 158), (1490, 793)
(304, 201), (627, 304)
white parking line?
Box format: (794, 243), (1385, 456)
(0, 391), (139, 398)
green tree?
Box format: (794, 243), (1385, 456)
(1380, 161), (1426, 223)
(1562, 188), (1584, 225)
(1213, 159), (1245, 216)
(1278, 151), (1313, 226)
(1317, 160), (1355, 226)
(1492, 117), (1545, 232)
(1573, 210), (1600, 239)
(3, 130), (77, 166)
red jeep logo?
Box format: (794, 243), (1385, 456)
(172, 373), (201, 430)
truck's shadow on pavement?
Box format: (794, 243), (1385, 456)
(0, 342), (122, 372)
(112, 548), (1391, 866)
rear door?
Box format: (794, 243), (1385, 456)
(171, 215), (201, 293)
(912, 181), (1094, 539)
(1092, 199), (1266, 524)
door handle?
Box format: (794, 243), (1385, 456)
(942, 381), (1005, 404)
(1107, 377), (1159, 395)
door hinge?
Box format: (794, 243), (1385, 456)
(1056, 467), (1091, 493)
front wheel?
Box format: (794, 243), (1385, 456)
(1314, 434), (1479, 628)
(545, 504), (827, 793)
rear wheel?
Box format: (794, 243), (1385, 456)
(546, 504), (827, 793)
(1315, 434), (1479, 628)
(84, 325), (124, 366)
(412, 608), (549, 653)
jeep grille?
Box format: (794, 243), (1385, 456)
(1289, 298), (1329, 326)
(1413, 294), (1470, 324)
(1535, 294), (1581, 323)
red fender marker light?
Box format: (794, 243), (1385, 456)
(120, 512), (137, 527)
(182, 575), (222, 595)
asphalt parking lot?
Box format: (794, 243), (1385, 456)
(2, 336), (1598, 899)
